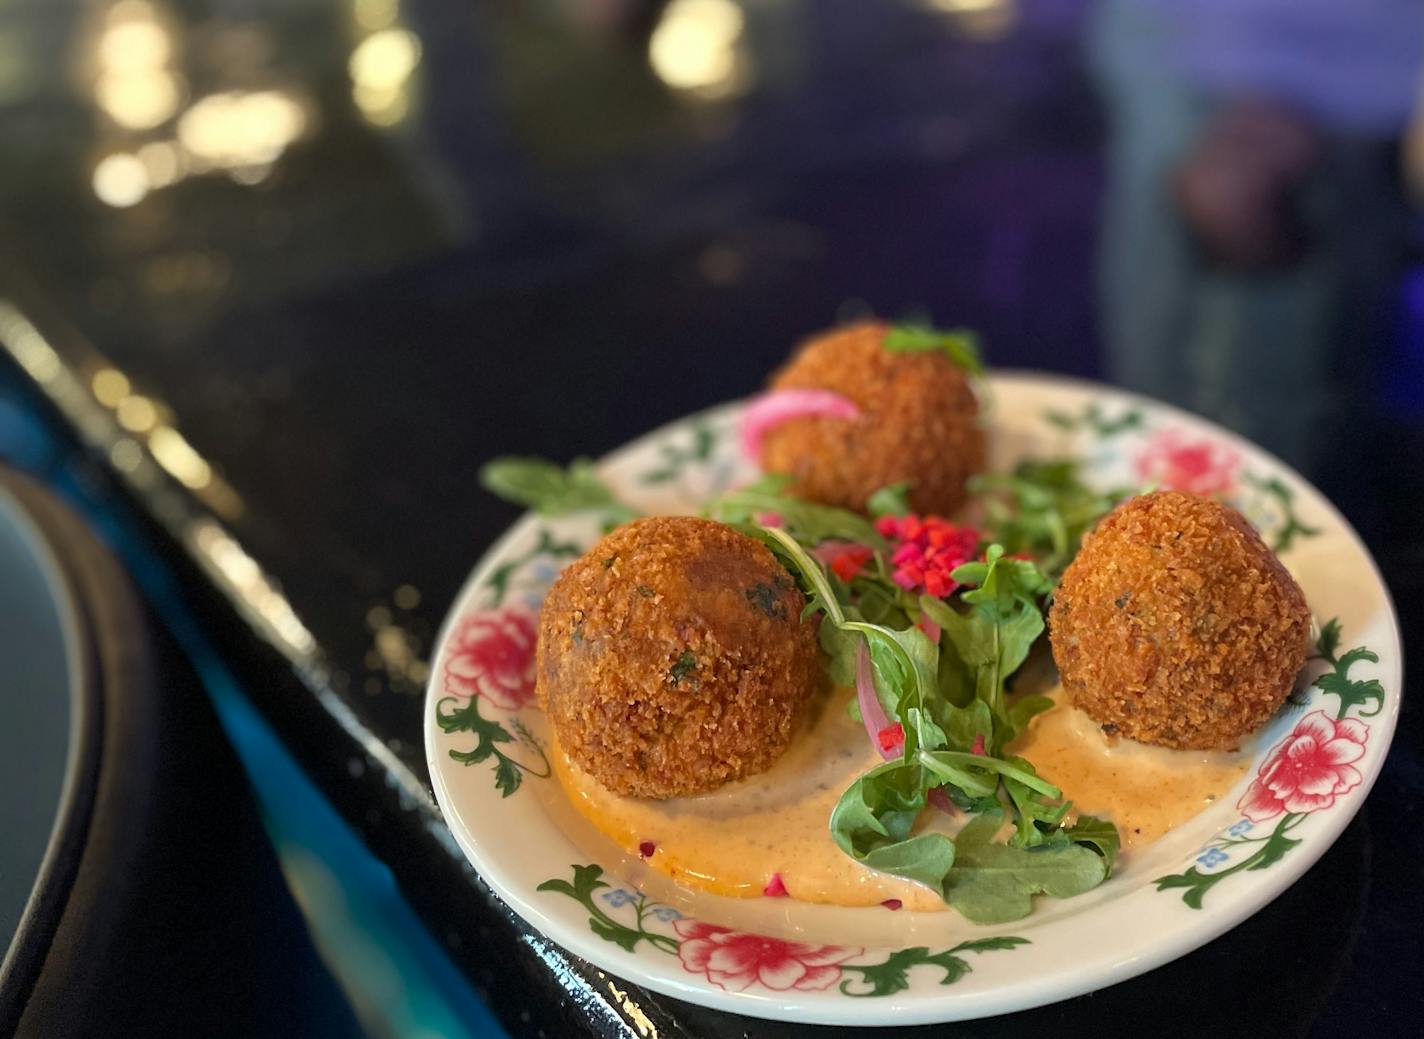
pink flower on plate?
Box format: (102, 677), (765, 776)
(672, 920), (861, 992)
(443, 607), (538, 710)
(1237, 711), (1369, 822)
(1134, 428), (1242, 496)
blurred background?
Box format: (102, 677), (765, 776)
(1, 1), (1421, 1037)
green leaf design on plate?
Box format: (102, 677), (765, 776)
(537, 864), (679, 955)
(1309, 617), (1384, 720)
(1243, 473), (1320, 554)
(1042, 402), (1144, 438)
(839, 937), (1029, 997)
(484, 528), (583, 608)
(640, 420), (719, 484)
(1155, 814), (1305, 909)
(437, 696), (549, 796)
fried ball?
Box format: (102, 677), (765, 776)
(1049, 491), (1311, 750)
(760, 321), (984, 516)
(536, 516), (820, 799)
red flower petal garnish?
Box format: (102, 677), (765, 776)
(877, 723), (905, 754)
(877, 514), (980, 599)
(762, 873), (789, 897)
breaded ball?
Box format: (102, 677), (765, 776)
(760, 321), (984, 516)
(1049, 491), (1311, 750)
(536, 516), (821, 799)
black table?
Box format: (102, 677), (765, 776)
(2, 1), (1421, 1035)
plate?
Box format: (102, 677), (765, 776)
(424, 372), (1401, 1025)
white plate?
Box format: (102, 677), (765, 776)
(424, 372), (1401, 1026)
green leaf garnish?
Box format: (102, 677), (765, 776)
(883, 324), (984, 376)
(707, 475), (886, 549)
(969, 459), (1127, 582)
(669, 650), (698, 684)
(941, 810), (1109, 923)
(760, 523), (1119, 920)
(867, 481), (913, 519)
(480, 456), (637, 520)
(922, 546), (1053, 753)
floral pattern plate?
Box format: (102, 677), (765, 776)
(424, 372), (1401, 1025)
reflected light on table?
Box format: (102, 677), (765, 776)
(91, 368), (131, 407)
(115, 393), (158, 433)
(149, 425), (212, 489)
(648, 0), (750, 100)
(92, 152), (150, 207)
(349, 27), (421, 126)
(177, 90), (309, 170)
(94, 1), (182, 129)
(354, 0), (401, 33)
(136, 140), (185, 187)
(921, 0), (1017, 40)
(92, 89), (310, 206)
(193, 519), (317, 657)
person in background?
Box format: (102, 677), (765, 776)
(1089, 0), (1424, 471)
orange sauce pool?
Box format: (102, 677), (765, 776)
(1005, 689), (1253, 847)
(551, 687), (1253, 910)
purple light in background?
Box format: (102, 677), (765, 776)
(1385, 267), (1424, 419)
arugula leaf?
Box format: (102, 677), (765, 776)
(1007, 694), (1054, 737)
(708, 475), (887, 548)
(752, 525), (847, 625)
(829, 760), (957, 891)
(762, 524), (1120, 919)
(918, 750), (1058, 801)
(969, 459), (1125, 581)
(841, 620), (941, 746)
(1001, 756), (1069, 847)
(480, 456), (636, 519)
(1063, 815), (1121, 870)
(921, 548), (1052, 753)
(883, 324), (984, 376)
(819, 615), (860, 686)
(942, 811), (1109, 923)
(867, 481), (913, 518)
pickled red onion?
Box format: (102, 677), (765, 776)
(856, 641), (900, 762)
(740, 389), (861, 461)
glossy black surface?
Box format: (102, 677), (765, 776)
(1, 0), (1421, 1035)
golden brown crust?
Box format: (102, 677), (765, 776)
(535, 516), (821, 799)
(760, 321), (984, 516)
(1048, 491), (1311, 750)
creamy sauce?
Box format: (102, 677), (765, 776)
(1005, 689), (1253, 847)
(552, 686), (1253, 910)
(552, 688), (952, 911)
